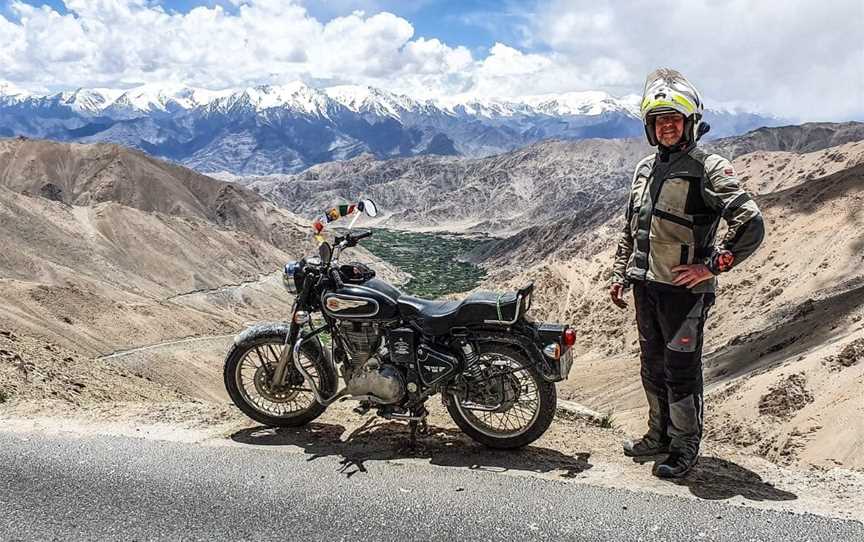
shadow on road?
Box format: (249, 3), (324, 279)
(633, 455), (798, 502)
(230, 420), (593, 479)
(680, 456), (798, 502)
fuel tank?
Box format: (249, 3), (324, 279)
(321, 278), (401, 321)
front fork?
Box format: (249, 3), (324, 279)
(271, 301), (345, 406)
(271, 300), (301, 388)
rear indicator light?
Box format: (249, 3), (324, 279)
(543, 343), (561, 360)
(563, 328), (576, 347)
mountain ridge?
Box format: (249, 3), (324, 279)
(0, 81), (783, 175)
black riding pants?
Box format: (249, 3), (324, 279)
(632, 280), (714, 457)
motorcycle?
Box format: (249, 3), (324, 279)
(223, 199), (576, 449)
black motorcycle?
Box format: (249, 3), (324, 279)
(224, 199), (575, 449)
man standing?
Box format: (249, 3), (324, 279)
(610, 68), (764, 478)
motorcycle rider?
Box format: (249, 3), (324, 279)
(609, 68), (764, 478)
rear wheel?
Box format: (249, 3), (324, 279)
(446, 344), (556, 449)
(224, 332), (337, 427)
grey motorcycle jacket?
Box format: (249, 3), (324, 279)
(612, 144), (765, 293)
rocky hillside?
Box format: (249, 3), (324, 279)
(239, 122), (864, 236)
(0, 138), (307, 252)
(706, 121), (864, 159)
(480, 137), (864, 470)
(0, 138), (397, 359)
(240, 138), (650, 234)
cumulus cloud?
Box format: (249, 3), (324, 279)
(0, 0), (861, 120)
(526, 0), (864, 120)
(0, 0), (474, 93)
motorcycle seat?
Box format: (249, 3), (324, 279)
(397, 283), (533, 336)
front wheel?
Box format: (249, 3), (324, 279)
(446, 344), (556, 449)
(224, 331), (337, 427)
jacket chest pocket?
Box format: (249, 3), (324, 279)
(651, 177), (697, 247)
(656, 177), (692, 215)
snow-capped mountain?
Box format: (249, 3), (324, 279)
(0, 82), (31, 104)
(0, 80), (783, 174)
(56, 88), (124, 115)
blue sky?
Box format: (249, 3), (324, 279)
(1, 1), (862, 120)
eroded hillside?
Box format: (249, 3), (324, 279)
(480, 139), (864, 470)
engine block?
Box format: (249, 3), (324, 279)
(337, 321), (382, 366)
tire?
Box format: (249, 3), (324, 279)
(223, 331), (338, 427)
(446, 344), (557, 449)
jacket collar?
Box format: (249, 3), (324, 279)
(657, 141), (696, 163)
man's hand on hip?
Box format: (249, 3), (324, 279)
(671, 264), (714, 288)
(609, 283), (627, 309)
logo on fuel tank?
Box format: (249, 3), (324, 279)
(326, 296), (370, 312)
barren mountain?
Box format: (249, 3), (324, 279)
(0, 138), (398, 358)
(479, 139), (864, 470)
(240, 138), (651, 234)
(0, 138), (306, 251)
(706, 121), (864, 159)
(232, 123), (864, 236)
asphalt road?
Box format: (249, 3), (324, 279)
(1, 430), (862, 542)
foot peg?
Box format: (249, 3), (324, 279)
(353, 401), (372, 416)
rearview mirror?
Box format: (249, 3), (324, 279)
(318, 242), (332, 266)
(360, 199), (378, 218)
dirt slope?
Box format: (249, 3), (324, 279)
(0, 139), (400, 392)
(482, 140), (864, 470)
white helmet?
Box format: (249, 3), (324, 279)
(640, 68), (705, 146)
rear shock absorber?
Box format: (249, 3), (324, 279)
(457, 338), (483, 379)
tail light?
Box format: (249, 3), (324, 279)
(563, 328), (576, 347)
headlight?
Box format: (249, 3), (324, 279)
(282, 261), (301, 293)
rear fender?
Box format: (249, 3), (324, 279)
(469, 329), (562, 383)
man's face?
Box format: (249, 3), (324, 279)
(654, 113), (685, 146)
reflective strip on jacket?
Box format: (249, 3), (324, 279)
(611, 145), (765, 293)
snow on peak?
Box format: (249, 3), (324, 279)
(0, 81), (31, 101)
(111, 84), (227, 114)
(325, 85), (420, 119)
(57, 88), (124, 114)
(435, 96), (531, 118)
(434, 91), (639, 119)
(233, 82), (331, 116)
(521, 90), (635, 117)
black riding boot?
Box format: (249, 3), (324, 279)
(623, 389), (670, 456)
(653, 392), (702, 478)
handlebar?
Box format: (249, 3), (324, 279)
(335, 230), (373, 248)
(330, 230), (374, 272)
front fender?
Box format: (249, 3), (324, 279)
(233, 322), (292, 346)
(233, 322), (332, 366)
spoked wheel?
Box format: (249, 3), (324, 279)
(224, 331), (337, 427)
(447, 344), (556, 449)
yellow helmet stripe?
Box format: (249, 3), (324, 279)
(672, 94), (696, 113)
(641, 95), (696, 115)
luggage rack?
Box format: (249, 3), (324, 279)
(483, 282), (533, 325)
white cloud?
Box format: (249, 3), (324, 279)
(0, 0), (861, 120)
(525, 0), (864, 120)
(0, 0), (475, 94)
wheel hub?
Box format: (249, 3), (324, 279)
(253, 366), (299, 403)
